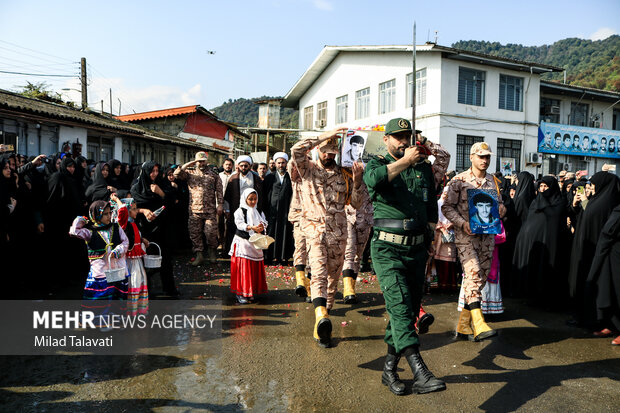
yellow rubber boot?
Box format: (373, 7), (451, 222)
(455, 309), (474, 340)
(295, 271), (308, 298)
(313, 306), (332, 348)
(304, 275), (311, 301)
(471, 308), (497, 341)
(343, 276), (357, 304)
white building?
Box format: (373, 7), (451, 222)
(282, 44), (564, 174)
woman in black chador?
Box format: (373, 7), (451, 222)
(513, 171), (536, 227)
(512, 176), (569, 305)
(131, 161), (179, 297)
(586, 205), (620, 344)
(569, 172), (620, 326)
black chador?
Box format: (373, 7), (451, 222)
(263, 170), (294, 263)
(511, 176), (569, 304)
(569, 172), (620, 325)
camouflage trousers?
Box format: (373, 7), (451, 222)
(188, 212), (218, 252)
(301, 217), (347, 310)
(343, 220), (372, 273)
(455, 232), (494, 304)
(292, 221), (308, 268)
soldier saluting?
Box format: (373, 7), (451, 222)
(363, 118), (446, 395)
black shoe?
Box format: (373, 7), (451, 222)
(343, 294), (358, 304)
(381, 353), (406, 395)
(416, 313), (435, 335)
(295, 285), (308, 298)
(404, 348), (446, 394)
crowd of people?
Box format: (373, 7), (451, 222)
(2, 121), (619, 394)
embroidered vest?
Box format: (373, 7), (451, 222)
(87, 223), (121, 260)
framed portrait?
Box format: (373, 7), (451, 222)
(467, 189), (501, 234)
(341, 130), (368, 167)
(499, 157), (515, 177)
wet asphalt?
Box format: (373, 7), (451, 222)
(1, 254), (619, 412)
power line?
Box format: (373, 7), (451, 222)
(0, 39), (74, 65)
(0, 69), (77, 78)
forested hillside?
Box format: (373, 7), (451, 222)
(452, 36), (620, 91)
(210, 96), (298, 128)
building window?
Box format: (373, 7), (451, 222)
(458, 67), (485, 106)
(456, 134), (483, 171)
(336, 95), (348, 124)
(569, 102), (588, 126)
(495, 138), (522, 173)
(316, 101), (327, 127)
(379, 79), (396, 114)
(540, 98), (561, 124)
(613, 109), (620, 131)
(303, 106), (313, 130)
(499, 74), (523, 111)
(406, 68), (427, 107)
(355, 87), (370, 119)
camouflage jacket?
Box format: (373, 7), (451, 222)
(174, 166), (223, 214)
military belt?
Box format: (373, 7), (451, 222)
(374, 218), (417, 231)
(377, 231), (424, 246)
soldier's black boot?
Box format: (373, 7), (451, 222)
(403, 346), (446, 394)
(381, 351), (406, 395)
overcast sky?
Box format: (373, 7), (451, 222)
(0, 0), (617, 115)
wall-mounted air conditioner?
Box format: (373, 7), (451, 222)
(527, 152), (543, 165)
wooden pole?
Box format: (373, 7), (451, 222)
(80, 57), (87, 110)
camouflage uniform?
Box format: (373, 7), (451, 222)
(441, 169), (501, 304)
(292, 136), (361, 310)
(343, 183), (373, 273)
(174, 166), (223, 251)
(288, 162), (307, 269)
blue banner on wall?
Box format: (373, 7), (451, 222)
(538, 122), (620, 159)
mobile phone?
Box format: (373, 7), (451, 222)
(576, 186), (585, 196)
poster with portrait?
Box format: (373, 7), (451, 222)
(341, 130), (368, 167)
(467, 189), (501, 234)
(538, 122), (620, 159)
(499, 157), (515, 177)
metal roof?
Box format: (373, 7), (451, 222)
(541, 80), (620, 103)
(115, 105), (200, 122)
(281, 44), (564, 108)
(0, 88), (141, 134)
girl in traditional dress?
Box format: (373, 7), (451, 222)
(229, 188), (268, 304)
(111, 193), (149, 316)
(69, 200), (129, 327)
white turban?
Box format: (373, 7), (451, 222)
(236, 155), (253, 166)
(272, 152), (288, 162)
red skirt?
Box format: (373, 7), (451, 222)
(230, 246), (268, 297)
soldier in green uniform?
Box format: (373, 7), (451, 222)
(363, 118), (446, 396)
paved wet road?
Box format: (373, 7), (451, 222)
(1, 255), (619, 412)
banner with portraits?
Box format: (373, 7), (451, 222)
(538, 122), (620, 159)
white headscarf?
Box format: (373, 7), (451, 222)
(272, 152), (288, 162)
(236, 155), (253, 166)
(239, 188), (265, 230)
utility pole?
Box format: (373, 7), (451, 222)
(411, 21), (416, 146)
(80, 57), (87, 110)
(118, 98), (121, 116)
(109, 89), (113, 115)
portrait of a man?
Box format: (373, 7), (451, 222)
(572, 135), (581, 150)
(609, 138), (616, 153)
(600, 137), (607, 153)
(341, 130), (368, 167)
(553, 133), (562, 149)
(563, 134), (572, 150)
(467, 189), (501, 234)
(581, 136), (590, 152)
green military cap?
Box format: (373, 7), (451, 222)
(385, 118), (412, 136)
